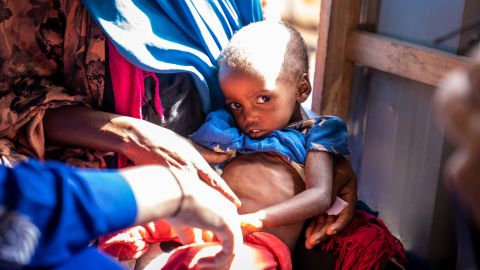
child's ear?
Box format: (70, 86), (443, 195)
(296, 73), (312, 103)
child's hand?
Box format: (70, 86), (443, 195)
(240, 212), (264, 235)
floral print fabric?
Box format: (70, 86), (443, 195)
(0, 0), (106, 166)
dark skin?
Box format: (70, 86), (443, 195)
(197, 122), (358, 250)
(196, 65), (357, 252)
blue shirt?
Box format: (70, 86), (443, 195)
(191, 110), (350, 165)
(0, 159), (137, 269)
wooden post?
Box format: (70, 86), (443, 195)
(312, 0), (361, 120)
(346, 31), (472, 86)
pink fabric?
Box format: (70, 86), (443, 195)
(107, 40), (163, 167)
(100, 40), (169, 258)
(99, 218), (291, 270)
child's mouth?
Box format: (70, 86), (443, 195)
(248, 129), (265, 138)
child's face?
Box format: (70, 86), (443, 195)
(219, 67), (299, 138)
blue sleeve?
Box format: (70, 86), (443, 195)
(305, 116), (351, 155)
(0, 159), (137, 269)
(191, 110), (244, 153)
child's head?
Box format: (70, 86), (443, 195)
(218, 21), (311, 138)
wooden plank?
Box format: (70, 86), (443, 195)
(312, 0), (361, 120)
(346, 30), (472, 86)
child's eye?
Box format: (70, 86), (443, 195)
(256, 96), (271, 104)
(229, 102), (241, 110)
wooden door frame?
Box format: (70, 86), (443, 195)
(313, 0), (473, 120)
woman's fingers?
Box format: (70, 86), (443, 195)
(305, 171), (358, 249)
(192, 142), (232, 164)
(305, 214), (323, 239)
(196, 165), (242, 208)
(168, 168), (243, 270)
(193, 207), (243, 270)
(307, 215), (337, 249)
(305, 214), (326, 249)
(326, 208), (353, 236)
(196, 223), (242, 270)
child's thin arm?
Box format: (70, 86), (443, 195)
(242, 151), (333, 231)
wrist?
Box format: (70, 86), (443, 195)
(103, 116), (140, 157)
(110, 117), (157, 163)
(121, 165), (183, 225)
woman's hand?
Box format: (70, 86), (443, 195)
(304, 156), (357, 249)
(121, 165), (243, 270)
(192, 142), (233, 164)
(44, 106), (241, 207)
(122, 118), (242, 207)
(168, 167), (243, 269)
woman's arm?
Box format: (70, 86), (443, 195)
(304, 157), (358, 249)
(44, 105), (135, 156)
(0, 159), (242, 269)
(43, 105), (241, 206)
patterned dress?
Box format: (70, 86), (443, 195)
(0, 0), (206, 168)
(0, 0), (106, 167)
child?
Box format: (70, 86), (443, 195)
(101, 21), (404, 270)
(100, 20), (348, 270)
(191, 20), (350, 252)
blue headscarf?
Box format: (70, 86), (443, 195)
(81, 0), (262, 112)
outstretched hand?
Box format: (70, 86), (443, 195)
(168, 167), (243, 269)
(124, 121), (241, 208)
(192, 142), (234, 164)
(122, 165), (243, 270)
(43, 106), (241, 208)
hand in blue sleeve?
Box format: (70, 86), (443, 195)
(0, 159), (137, 268)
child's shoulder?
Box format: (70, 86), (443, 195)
(286, 115), (346, 133)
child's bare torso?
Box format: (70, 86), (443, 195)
(221, 152), (306, 251)
(134, 152), (306, 270)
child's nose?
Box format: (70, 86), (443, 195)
(243, 108), (258, 123)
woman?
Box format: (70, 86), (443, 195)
(0, 0), (359, 268)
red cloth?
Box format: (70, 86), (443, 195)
(321, 210), (407, 270)
(98, 219), (292, 270)
(98, 220), (179, 261)
(162, 232), (291, 270)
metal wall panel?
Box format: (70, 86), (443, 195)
(350, 0), (467, 264)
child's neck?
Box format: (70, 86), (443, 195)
(288, 103), (304, 124)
